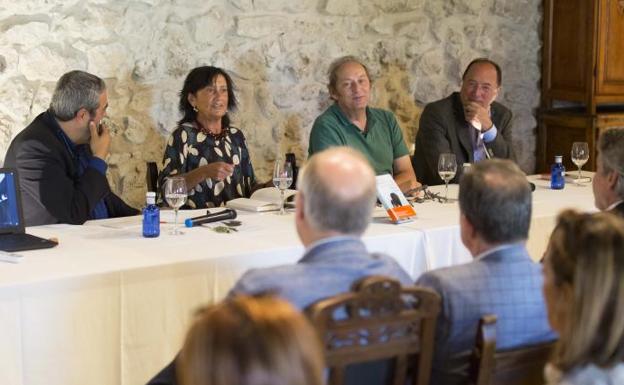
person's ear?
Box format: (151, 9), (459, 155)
(76, 108), (90, 123)
(606, 170), (620, 190)
(187, 93), (196, 108)
(460, 213), (476, 238)
(295, 192), (304, 221)
(328, 85), (338, 102)
(490, 87), (500, 104)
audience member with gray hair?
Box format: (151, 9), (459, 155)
(416, 159), (555, 385)
(231, 146), (411, 307)
(147, 146), (413, 385)
(4, 70), (137, 225)
(593, 127), (624, 217)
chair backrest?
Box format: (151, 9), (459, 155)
(285, 153), (299, 189)
(306, 276), (441, 385)
(470, 314), (556, 385)
(146, 161), (159, 198)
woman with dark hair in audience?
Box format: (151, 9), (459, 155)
(542, 210), (624, 384)
(176, 295), (324, 385)
(158, 66), (256, 208)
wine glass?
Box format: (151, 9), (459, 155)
(570, 142), (589, 183)
(164, 176), (187, 235)
(437, 153), (457, 203)
(273, 159), (293, 215)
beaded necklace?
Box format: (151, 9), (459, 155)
(195, 120), (226, 139)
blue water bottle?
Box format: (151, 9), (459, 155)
(143, 191), (160, 237)
(550, 155), (565, 190)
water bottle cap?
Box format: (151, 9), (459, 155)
(555, 155), (563, 162)
(146, 191), (156, 205)
(184, 218), (193, 227)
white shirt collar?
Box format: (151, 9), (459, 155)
(474, 242), (525, 260)
(606, 200), (624, 211)
(304, 235), (359, 254)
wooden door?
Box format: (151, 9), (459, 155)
(595, 0), (624, 101)
(542, 0), (594, 105)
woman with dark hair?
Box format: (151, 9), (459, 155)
(158, 66), (256, 208)
(542, 210), (624, 384)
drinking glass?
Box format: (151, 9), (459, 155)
(437, 153), (457, 203)
(273, 159), (293, 215)
(570, 142), (589, 183)
(164, 176), (187, 235)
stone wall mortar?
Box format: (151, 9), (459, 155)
(0, 0), (542, 207)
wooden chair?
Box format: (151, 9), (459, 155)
(146, 161), (159, 198)
(470, 314), (556, 385)
(306, 276), (441, 385)
(285, 152), (299, 189)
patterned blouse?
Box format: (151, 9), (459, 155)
(158, 122), (256, 208)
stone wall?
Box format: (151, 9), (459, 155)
(0, 0), (542, 207)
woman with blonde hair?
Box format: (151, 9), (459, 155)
(542, 210), (624, 384)
(177, 295), (325, 385)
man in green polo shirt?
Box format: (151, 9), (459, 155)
(308, 55), (421, 193)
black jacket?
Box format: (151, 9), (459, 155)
(413, 92), (514, 185)
(4, 111), (138, 226)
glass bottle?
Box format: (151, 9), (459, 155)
(142, 191), (160, 237)
(550, 155), (565, 190)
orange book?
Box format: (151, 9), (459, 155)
(386, 204), (416, 223)
(375, 174), (416, 224)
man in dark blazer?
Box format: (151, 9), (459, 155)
(4, 70), (137, 226)
(593, 127), (624, 217)
(413, 58), (514, 185)
(416, 159), (555, 385)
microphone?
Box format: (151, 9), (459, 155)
(184, 209), (237, 227)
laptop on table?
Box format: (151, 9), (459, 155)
(0, 168), (58, 252)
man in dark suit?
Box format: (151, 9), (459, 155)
(413, 58), (514, 185)
(147, 147), (412, 385)
(4, 70), (137, 225)
(416, 159), (555, 385)
(593, 127), (624, 217)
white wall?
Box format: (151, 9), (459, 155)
(0, 0), (542, 207)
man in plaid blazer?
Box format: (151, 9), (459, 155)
(593, 127), (624, 218)
(416, 159), (555, 385)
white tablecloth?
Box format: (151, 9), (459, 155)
(0, 175), (595, 385)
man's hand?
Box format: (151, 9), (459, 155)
(202, 162), (235, 181)
(463, 101), (493, 131)
(89, 121), (111, 160)
(398, 179), (425, 198)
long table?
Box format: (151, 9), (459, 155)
(0, 175), (595, 385)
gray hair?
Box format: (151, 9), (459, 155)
(298, 148), (376, 235)
(459, 159), (531, 244)
(327, 55), (372, 94)
(49, 70), (106, 121)
(598, 127), (624, 199)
